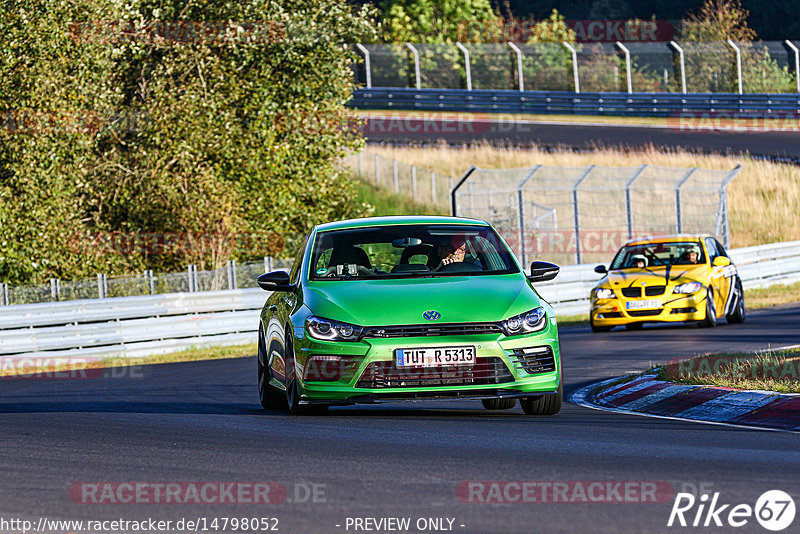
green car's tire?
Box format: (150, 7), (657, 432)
(481, 398), (517, 410)
(286, 336), (328, 416)
(699, 288), (717, 328)
(258, 324), (287, 410)
(520, 371), (562, 416)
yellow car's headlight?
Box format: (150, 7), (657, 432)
(595, 288), (615, 299)
(673, 282), (702, 294)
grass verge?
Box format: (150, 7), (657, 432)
(355, 176), (447, 217)
(745, 281), (800, 309)
(655, 348), (800, 394)
(0, 343), (256, 378)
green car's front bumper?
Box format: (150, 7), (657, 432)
(293, 318), (561, 404)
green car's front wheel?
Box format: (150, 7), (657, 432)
(520, 371), (563, 415)
(481, 398), (516, 410)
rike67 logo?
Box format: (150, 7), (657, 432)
(668, 490), (795, 531)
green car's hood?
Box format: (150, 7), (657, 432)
(304, 274), (540, 326)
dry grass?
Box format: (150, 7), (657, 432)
(368, 143), (800, 248)
(746, 281), (800, 309)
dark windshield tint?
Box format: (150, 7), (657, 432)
(309, 224), (519, 280)
(610, 241), (706, 269)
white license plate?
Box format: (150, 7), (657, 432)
(396, 346), (476, 368)
(626, 299), (662, 310)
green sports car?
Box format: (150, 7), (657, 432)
(256, 216), (562, 415)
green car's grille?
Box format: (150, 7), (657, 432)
(355, 357), (513, 389)
(361, 323), (503, 339)
(509, 346), (556, 375)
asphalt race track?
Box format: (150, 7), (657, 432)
(361, 114), (800, 160)
(1, 304), (798, 533)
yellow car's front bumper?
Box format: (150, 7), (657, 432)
(590, 292), (708, 327)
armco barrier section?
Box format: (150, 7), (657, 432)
(349, 88), (800, 117)
(0, 241), (797, 361)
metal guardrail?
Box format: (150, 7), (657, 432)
(349, 88), (800, 117)
(1, 242), (797, 362)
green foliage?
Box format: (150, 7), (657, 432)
(0, 0), (377, 284)
(379, 0), (501, 43)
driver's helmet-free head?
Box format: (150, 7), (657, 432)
(631, 254), (648, 267)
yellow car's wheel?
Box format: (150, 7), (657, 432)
(699, 288), (717, 328)
(590, 316), (612, 333)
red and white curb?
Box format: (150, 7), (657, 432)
(570, 374), (800, 433)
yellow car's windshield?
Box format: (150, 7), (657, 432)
(610, 241), (706, 269)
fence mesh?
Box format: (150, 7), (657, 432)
(454, 163), (740, 266)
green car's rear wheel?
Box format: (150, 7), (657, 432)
(481, 398), (516, 410)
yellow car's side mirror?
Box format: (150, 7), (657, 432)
(712, 256), (731, 267)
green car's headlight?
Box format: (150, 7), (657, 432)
(306, 316), (363, 342)
(673, 282), (702, 294)
(595, 288), (615, 300)
(500, 307), (546, 336)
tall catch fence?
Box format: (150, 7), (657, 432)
(451, 163), (741, 267)
(352, 41), (800, 94)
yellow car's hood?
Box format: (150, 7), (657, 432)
(600, 264), (708, 289)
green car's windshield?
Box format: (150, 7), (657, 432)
(309, 224), (519, 280)
(610, 241), (706, 270)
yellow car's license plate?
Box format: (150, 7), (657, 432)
(626, 299), (662, 310)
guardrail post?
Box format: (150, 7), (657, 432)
(375, 153), (380, 185)
(188, 264), (198, 292)
(354, 43), (372, 88)
(227, 260), (238, 290)
(406, 43), (421, 89)
(572, 165), (595, 264)
(393, 159), (399, 193)
(715, 165), (743, 249)
(411, 165), (417, 200)
(674, 167), (697, 234)
(456, 42), (472, 91)
(616, 42), (633, 94)
(1, 282), (7, 306)
(508, 42), (524, 91)
(50, 278), (60, 301)
(97, 273), (107, 299)
(146, 269), (155, 294)
(727, 40), (743, 95)
(785, 40), (800, 93)
(563, 42), (580, 93)
(669, 41), (687, 93)
(625, 165), (647, 239)
(450, 165), (477, 216)
(516, 165), (542, 266)
(431, 171), (436, 204)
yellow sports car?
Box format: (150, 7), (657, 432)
(589, 234), (745, 332)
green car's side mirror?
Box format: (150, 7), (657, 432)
(528, 261), (560, 283)
(257, 271), (293, 292)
